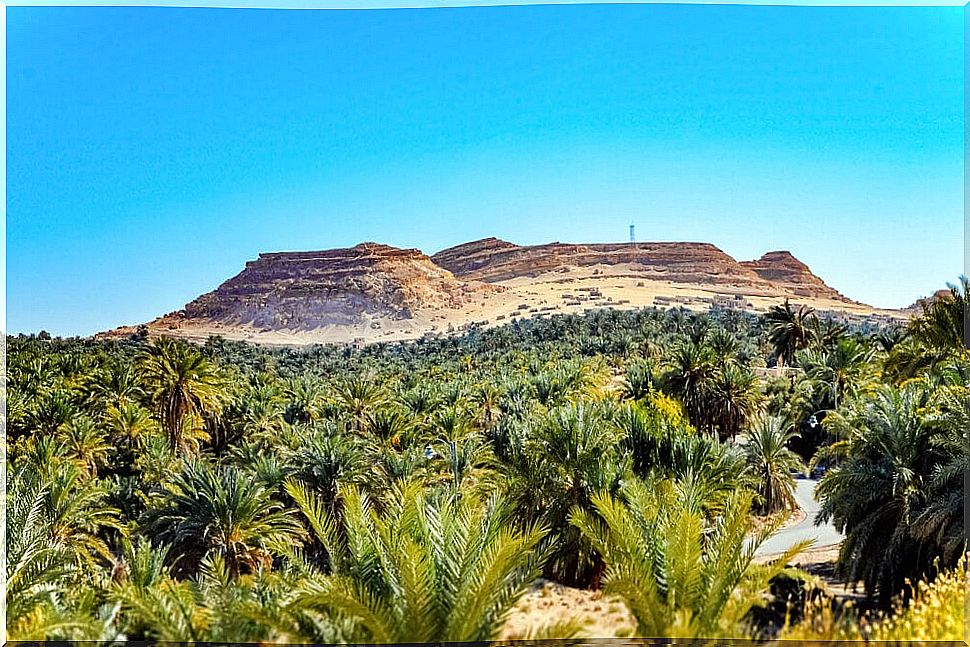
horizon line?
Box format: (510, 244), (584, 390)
(6, 1), (967, 8)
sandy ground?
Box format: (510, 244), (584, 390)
(499, 579), (638, 640)
(500, 541), (844, 640)
(131, 263), (908, 347)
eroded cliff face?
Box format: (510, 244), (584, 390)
(101, 237), (880, 345)
(172, 243), (494, 331)
(433, 239), (848, 301)
(739, 251), (848, 300)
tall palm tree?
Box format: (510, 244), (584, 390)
(766, 300), (816, 368)
(60, 415), (111, 477)
(571, 478), (809, 639)
(809, 316), (849, 352)
(104, 402), (157, 461)
(88, 361), (144, 409)
(141, 461), (305, 578)
(741, 415), (805, 514)
(290, 423), (366, 506)
(432, 430), (493, 493)
(16, 446), (123, 585)
(663, 339), (717, 431)
(138, 337), (227, 454)
(814, 381), (942, 605)
(798, 337), (874, 411)
(502, 402), (628, 586)
(706, 363), (762, 440)
(362, 407), (413, 445)
(664, 433), (752, 517)
(470, 382), (504, 429)
(336, 376), (387, 432)
(284, 481), (548, 643)
(912, 379), (970, 567)
(398, 386), (442, 426)
(6, 467), (77, 639)
(908, 276), (969, 353)
(884, 277), (968, 381)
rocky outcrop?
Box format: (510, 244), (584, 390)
(740, 251), (848, 301)
(905, 289), (952, 314)
(434, 239), (848, 301)
(433, 240), (757, 283)
(167, 243), (493, 331)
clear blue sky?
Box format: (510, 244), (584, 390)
(7, 4), (964, 336)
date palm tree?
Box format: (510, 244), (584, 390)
(89, 361), (144, 409)
(741, 415), (805, 514)
(766, 299), (816, 368)
(571, 478), (809, 639)
(105, 402), (157, 461)
(502, 402), (628, 586)
(621, 359), (658, 402)
(797, 336), (874, 411)
(290, 423), (367, 505)
(884, 277), (968, 381)
(809, 316), (849, 352)
(138, 337), (228, 454)
(663, 340), (717, 432)
(471, 382), (504, 429)
(912, 378), (970, 568)
(60, 415), (112, 477)
(141, 461), (305, 578)
(284, 480), (548, 643)
(336, 376), (387, 432)
(6, 466), (77, 639)
(814, 381), (941, 605)
(706, 363), (762, 440)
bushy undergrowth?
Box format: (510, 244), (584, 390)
(781, 553), (969, 642)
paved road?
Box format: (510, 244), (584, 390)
(754, 477), (842, 558)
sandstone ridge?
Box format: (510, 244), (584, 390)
(99, 238), (902, 346)
(155, 242), (497, 333)
(433, 239), (849, 301)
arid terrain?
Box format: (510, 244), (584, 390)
(100, 238), (910, 345)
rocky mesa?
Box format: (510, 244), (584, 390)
(100, 237), (897, 346)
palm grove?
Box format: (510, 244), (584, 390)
(6, 278), (968, 642)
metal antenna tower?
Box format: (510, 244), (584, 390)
(629, 224), (635, 243)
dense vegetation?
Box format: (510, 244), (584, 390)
(6, 278), (968, 642)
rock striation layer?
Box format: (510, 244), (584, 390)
(100, 237), (888, 345)
(739, 251), (847, 300)
(433, 239), (850, 301)
(169, 242), (494, 331)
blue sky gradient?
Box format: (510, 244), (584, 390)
(7, 4), (964, 336)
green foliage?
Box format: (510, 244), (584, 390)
(814, 379), (964, 605)
(141, 461), (306, 578)
(571, 478), (810, 639)
(766, 299), (815, 367)
(741, 415), (805, 514)
(6, 295), (962, 640)
(138, 337), (228, 454)
(287, 481), (547, 643)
